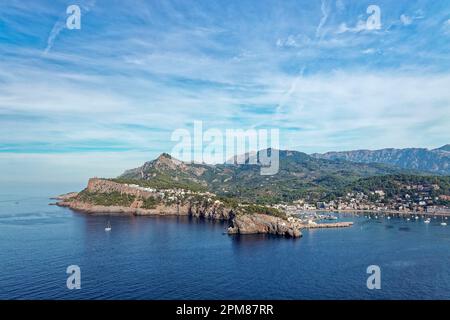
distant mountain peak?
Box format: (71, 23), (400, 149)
(152, 153), (184, 169)
(313, 146), (450, 174)
(435, 144), (450, 152)
(157, 152), (173, 160)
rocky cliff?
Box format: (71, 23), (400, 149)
(228, 214), (302, 238)
(56, 178), (303, 238)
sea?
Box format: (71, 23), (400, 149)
(1, 183), (450, 300)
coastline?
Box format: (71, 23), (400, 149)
(56, 200), (354, 235)
(54, 193), (354, 239)
(55, 197), (308, 238)
(303, 209), (450, 217)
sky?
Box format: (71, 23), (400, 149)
(0, 0), (449, 184)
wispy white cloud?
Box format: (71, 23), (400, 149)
(1, 0), (450, 182)
(443, 19), (450, 35)
(337, 20), (370, 34)
(316, 0), (331, 39)
(399, 10), (425, 27)
(335, 0), (345, 12)
(276, 34), (311, 48)
(44, 19), (66, 54)
(362, 48), (376, 54)
(400, 14), (413, 26)
(44, 0), (96, 54)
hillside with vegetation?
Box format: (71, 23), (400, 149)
(312, 145), (450, 174)
(116, 150), (449, 206)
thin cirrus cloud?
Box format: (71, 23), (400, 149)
(0, 0), (449, 182)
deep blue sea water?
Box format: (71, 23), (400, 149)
(1, 183), (450, 300)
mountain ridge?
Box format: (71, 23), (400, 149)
(117, 148), (433, 203)
(312, 145), (449, 175)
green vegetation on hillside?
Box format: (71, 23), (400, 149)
(239, 204), (286, 219)
(319, 174), (450, 203)
(77, 190), (136, 206)
(71, 150), (449, 216)
(141, 196), (160, 209)
(112, 150), (450, 206)
(111, 177), (207, 193)
(346, 174), (449, 195)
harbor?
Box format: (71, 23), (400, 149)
(288, 210), (449, 229)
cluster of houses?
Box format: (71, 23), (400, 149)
(274, 183), (450, 215)
(124, 182), (449, 215)
(125, 184), (217, 203)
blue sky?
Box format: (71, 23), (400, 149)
(0, 0), (449, 183)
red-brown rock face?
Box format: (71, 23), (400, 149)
(227, 214), (302, 238)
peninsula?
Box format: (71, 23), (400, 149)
(56, 148), (450, 238)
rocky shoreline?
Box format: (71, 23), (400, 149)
(299, 208), (450, 217)
(56, 197), (306, 238)
(56, 197), (354, 238)
(55, 178), (355, 239)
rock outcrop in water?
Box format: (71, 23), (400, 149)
(228, 214), (302, 238)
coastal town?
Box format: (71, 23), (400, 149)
(122, 180), (450, 217)
(274, 182), (450, 216)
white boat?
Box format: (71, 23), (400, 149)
(424, 219), (430, 224)
(406, 218), (410, 221)
(105, 221), (112, 232)
(387, 216), (391, 220)
(441, 222), (447, 226)
(415, 216), (419, 220)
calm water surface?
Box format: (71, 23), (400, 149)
(1, 183), (450, 299)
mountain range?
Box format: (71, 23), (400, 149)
(312, 145), (450, 175)
(117, 146), (450, 204)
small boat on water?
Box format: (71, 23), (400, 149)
(406, 218), (410, 221)
(415, 216), (419, 220)
(387, 216), (391, 220)
(105, 221), (112, 232)
(424, 219), (431, 224)
(441, 222), (447, 226)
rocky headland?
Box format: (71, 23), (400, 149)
(56, 178), (315, 238)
